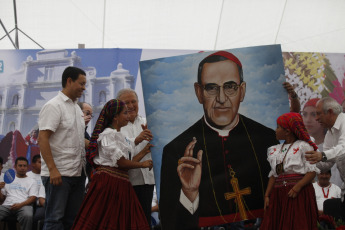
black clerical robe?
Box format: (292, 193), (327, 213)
(160, 115), (278, 230)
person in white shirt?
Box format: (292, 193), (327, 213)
(27, 154), (45, 230)
(38, 66), (87, 230)
(306, 97), (345, 219)
(0, 157), (38, 230)
(27, 154), (42, 187)
(117, 88), (155, 226)
(302, 98), (342, 187)
(313, 170), (341, 215)
(72, 99), (153, 230)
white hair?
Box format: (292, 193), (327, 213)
(319, 97), (342, 115)
(116, 88), (138, 100)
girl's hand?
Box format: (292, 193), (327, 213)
(264, 196), (270, 211)
(142, 143), (154, 155)
(288, 186), (300, 198)
(141, 160), (153, 170)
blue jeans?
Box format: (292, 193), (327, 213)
(42, 175), (85, 230)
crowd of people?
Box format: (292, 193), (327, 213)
(0, 51), (344, 230)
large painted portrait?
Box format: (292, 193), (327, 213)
(140, 45), (289, 229)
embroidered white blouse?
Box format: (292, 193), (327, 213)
(93, 128), (135, 167)
(267, 140), (320, 177)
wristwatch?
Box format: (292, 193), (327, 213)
(321, 152), (327, 162)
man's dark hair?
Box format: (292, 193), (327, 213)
(15, 156), (28, 165)
(62, 66), (86, 88)
(32, 154), (41, 163)
(0, 157), (3, 165)
(197, 55), (243, 84)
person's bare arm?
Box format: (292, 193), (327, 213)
(38, 130), (62, 186)
(264, 176), (276, 210)
(132, 143), (154, 162)
(38, 197), (45, 207)
(85, 139), (90, 149)
(288, 171), (316, 198)
(117, 157), (153, 171)
(283, 82), (300, 112)
(151, 204), (159, 212)
(11, 196), (36, 210)
(0, 190), (6, 204)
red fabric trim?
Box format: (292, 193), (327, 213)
(198, 209), (264, 227)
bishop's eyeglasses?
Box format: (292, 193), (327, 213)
(200, 81), (243, 97)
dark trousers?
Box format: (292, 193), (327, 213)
(133, 184), (154, 226)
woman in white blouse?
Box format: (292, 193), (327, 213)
(260, 112), (319, 230)
(73, 99), (152, 230)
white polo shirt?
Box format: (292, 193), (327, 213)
(38, 91), (86, 177)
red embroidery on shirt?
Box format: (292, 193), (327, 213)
(269, 148), (276, 155)
(293, 147), (299, 154)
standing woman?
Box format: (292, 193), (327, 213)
(73, 99), (152, 230)
(260, 112), (319, 230)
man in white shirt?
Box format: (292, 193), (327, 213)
(313, 170), (341, 215)
(117, 88), (155, 226)
(0, 157), (38, 230)
(38, 66), (87, 230)
(27, 154), (46, 230)
(27, 154), (42, 187)
(306, 97), (345, 219)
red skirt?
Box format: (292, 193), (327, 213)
(260, 174), (318, 230)
(72, 166), (150, 230)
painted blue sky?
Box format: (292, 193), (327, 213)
(140, 44), (290, 195)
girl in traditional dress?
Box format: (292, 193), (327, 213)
(260, 112), (319, 230)
(72, 99), (152, 230)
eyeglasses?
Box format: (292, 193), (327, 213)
(200, 81), (243, 97)
(83, 110), (94, 118)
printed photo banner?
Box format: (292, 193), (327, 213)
(0, 48), (197, 171)
(140, 44), (290, 228)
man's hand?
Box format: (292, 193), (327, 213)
(11, 203), (23, 211)
(177, 137), (203, 203)
(49, 167), (62, 186)
(305, 151), (323, 164)
(0, 182), (5, 189)
(135, 124), (153, 145)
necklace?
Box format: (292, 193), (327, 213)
(321, 184), (331, 198)
(275, 141), (295, 175)
(201, 116), (264, 223)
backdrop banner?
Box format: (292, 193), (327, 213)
(0, 48), (197, 171)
